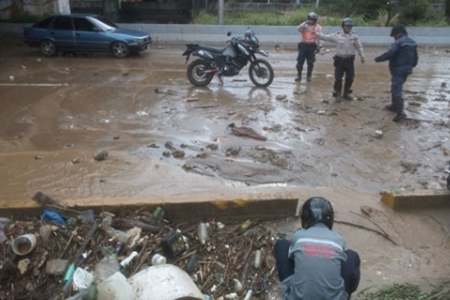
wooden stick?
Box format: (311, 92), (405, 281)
(51, 221), (98, 299)
(335, 220), (398, 246)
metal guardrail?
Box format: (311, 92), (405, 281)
(2, 23), (450, 47)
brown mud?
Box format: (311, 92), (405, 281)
(0, 42), (450, 298)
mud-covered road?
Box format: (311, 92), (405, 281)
(1, 41), (450, 298)
(1, 42), (450, 201)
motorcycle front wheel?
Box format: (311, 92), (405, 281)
(249, 59), (274, 88)
(187, 59), (214, 86)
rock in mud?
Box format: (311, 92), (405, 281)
(94, 150), (108, 161)
(172, 149), (185, 158)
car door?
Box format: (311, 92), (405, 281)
(49, 16), (75, 49)
(73, 17), (106, 51)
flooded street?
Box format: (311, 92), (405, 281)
(1, 41), (450, 297)
(1, 43), (449, 201)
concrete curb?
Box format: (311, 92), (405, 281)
(381, 190), (450, 210)
(0, 189), (302, 222)
(2, 23), (450, 46)
(1, 186), (449, 221)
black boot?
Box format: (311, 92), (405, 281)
(343, 93), (354, 100)
(384, 104), (396, 112)
(343, 81), (353, 100)
(306, 65), (313, 82)
(295, 66), (302, 82)
(393, 112), (407, 122)
(392, 97), (406, 122)
(343, 89), (354, 100)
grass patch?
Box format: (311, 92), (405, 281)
(191, 8), (449, 27)
(359, 282), (450, 300)
(6, 13), (46, 24)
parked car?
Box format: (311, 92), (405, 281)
(23, 13), (152, 58)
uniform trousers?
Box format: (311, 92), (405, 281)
(296, 43), (317, 78)
(333, 55), (355, 95)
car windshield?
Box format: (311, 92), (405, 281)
(86, 16), (117, 31)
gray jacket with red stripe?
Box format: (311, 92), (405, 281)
(281, 223), (348, 300)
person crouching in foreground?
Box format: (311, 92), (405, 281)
(274, 197), (361, 300)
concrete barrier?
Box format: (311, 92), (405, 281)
(381, 190), (450, 210)
(2, 23), (450, 47)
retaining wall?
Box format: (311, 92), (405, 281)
(2, 23), (450, 47)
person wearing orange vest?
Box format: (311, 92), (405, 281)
(295, 12), (323, 83)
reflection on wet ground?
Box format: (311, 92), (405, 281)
(0, 44), (450, 201)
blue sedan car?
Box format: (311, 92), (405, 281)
(23, 14), (152, 58)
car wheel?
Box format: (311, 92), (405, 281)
(111, 41), (129, 58)
(40, 40), (57, 57)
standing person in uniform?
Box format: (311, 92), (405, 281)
(375, 24), (418, 122)
(295, 12), (323, 82)
(274, 196), (361, 300)
(316, 18), (365, 102)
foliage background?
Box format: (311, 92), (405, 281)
(192, 0), (449, 27)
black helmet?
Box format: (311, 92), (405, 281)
(390, 24), (407, 37)
(342, 17), (354, 27)
(307, 12), (318, 21)
(300, 197), (334, 230)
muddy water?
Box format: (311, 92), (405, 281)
(1, 43), (449, 201)
(1, 41), (450, 297)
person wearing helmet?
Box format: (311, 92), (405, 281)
(315, 17), (365, 102)
(274, 197), (361, 300)
(295, 12), (323, 82)
(375, 24), (418, 122)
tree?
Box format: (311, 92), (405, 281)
(446, 0), (450, 22)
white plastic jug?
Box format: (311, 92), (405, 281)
(128, 264), (204, 300)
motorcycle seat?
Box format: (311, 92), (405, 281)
(198, 45), (229, 54)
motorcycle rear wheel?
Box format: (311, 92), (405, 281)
(187, 59), (214, 86)
(249, 59), (274, 88)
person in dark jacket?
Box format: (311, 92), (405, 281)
(274, 197), (360, 300)
(375, 24), (418, 122)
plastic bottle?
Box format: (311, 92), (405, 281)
(97, 271), (133, 300)
(86, 282), (98, 300)
(151, 253), (167, 265)
(101, 216), (129, 244)
(42, 209), (67, 226)
(254, 249), (262, 269)
(244, 286), (255, 300)
(224, 293), (238, 300)
(101, 216), (113, 227)
(0, 217), (10, 243)
(94, 253), (120, 284)
(198, 222), (208, 244)
(62, 263), (75, 283)
(153, 206), (165, 220)
(232, 278), (242, 292)
(119, 251), (138, 270)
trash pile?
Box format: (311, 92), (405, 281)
(0, 192), (281, 300)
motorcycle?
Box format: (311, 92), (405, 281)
(182, 29), (274, 88)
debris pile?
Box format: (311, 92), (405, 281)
(0, 193), (281, 300)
